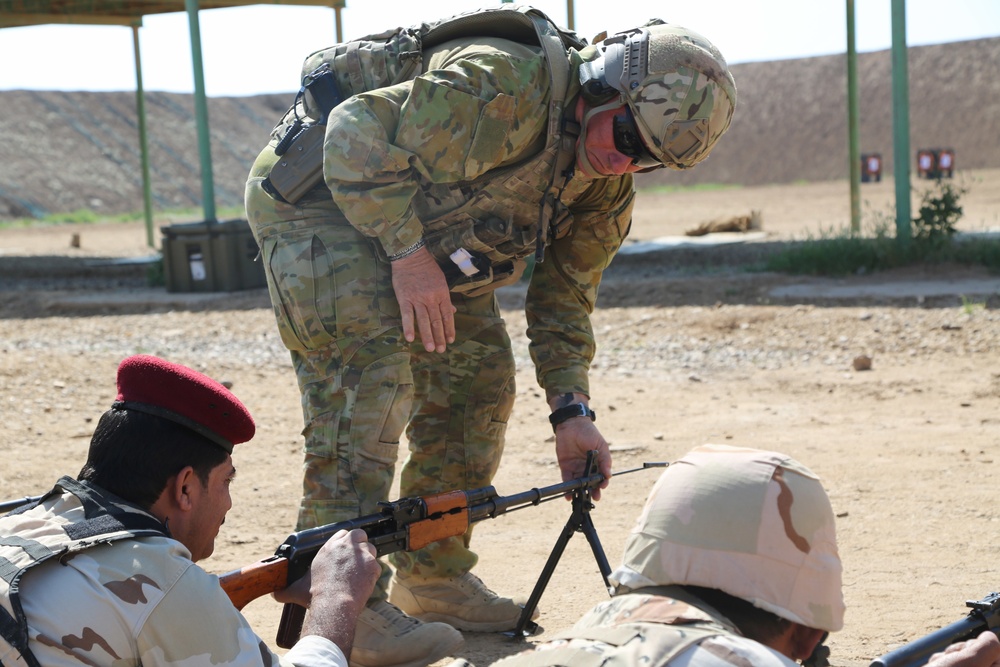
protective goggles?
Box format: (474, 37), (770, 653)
(612, 107), (661, 169)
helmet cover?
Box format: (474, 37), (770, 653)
(610, 444), (845, 632)
(598, 23), (737, 170)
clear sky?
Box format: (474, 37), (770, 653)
(2, 0), (998, 97)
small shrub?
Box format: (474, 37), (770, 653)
(763, 177), (1000, 276)
(911, 179), (966, 248)
(960, 295), (986, 315)
(765, 217), (905, 276)
(43, 209), (103, 224)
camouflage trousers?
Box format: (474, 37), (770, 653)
(246, 178), (516, 598)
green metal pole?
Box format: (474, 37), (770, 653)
(890, 0), (911, 245)
(566, 0), (574, 30)
(185, 0), (216, 222)
(333, 0), (344, 43)
(132, 22), (155, 247)
(846, 0), (860, 234)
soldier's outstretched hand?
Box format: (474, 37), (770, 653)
(553, 418), (612, 501)
(390, 246), (456, 353)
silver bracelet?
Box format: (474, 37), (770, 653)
(388, 239), (425, 262)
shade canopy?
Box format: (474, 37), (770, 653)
(1, 0), (345, 243)
(0, 0), (341, 28)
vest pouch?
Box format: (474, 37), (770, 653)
(442, 256), (527, 297)
(440, 251), (494, 295)
(423, 215), (529, 295)
(462, 257), (527, 297)
(300, 27), (423, 113)
(424, 215), (513, 257)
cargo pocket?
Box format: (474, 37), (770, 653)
(463, 348), (516, 483)
(299, 410), (352, 528)
(261, 225), (383, 352)
(349, 352), (414, 508)
(261, 229), (336, 352)
(586, 189), (635, 256)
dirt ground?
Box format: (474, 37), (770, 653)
(3, 171), (1000, 667)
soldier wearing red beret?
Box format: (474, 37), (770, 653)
(0, 355), (380, 667)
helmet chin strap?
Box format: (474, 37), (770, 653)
(574, 96), (628, 179)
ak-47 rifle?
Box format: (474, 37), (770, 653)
(219, 453), (666, 648)
(871, 592), (1000, 667)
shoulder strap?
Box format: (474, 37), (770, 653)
(54, 477), (167, 540)
(420, 6), (583, 263)
(420, 6), (579, 141)
(525, 8), (580, 262)
(0, 479), (166, 667)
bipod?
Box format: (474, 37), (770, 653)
(506, 451), (612, 638)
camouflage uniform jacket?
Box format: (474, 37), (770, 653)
(0, 477), (346, 667)
(492, 589), (798, 667)
(252, 33), (634, 397)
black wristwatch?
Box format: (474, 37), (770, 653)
(548, 403), (596, 431)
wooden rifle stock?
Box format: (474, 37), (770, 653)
(219, 556), (290, 611)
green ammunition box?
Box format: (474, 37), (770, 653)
(161, 219), (265, 293)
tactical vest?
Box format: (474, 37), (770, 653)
(265, 6), (590, 296)
(0, 478), (167, 667)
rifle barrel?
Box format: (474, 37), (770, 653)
(871, 616), (987, 667)
(0, 495), (43, 514)
(468, 473), (606, 522)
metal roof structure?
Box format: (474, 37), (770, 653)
(1, 0), (345, 247)
(0, 0), (339, 28)
(2, 1), (916, 254)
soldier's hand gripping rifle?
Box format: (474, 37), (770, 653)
(870, 592), (1000, 667)
(219, 452), (666, 648)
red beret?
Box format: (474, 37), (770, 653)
(113, 355), (255, 453)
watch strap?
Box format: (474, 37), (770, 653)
(548, 403), (596, 431)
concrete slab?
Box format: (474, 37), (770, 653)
(618, 232), (769, 255)
(770, 277), (1000, 300)
(43, 289), (229, 306)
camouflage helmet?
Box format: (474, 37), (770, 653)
(609, 444), (845, 632)
(581, 22), (737, 170)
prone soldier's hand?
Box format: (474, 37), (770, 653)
(310, 529), (379, 608)
(928, 633), (1000, 667)
(271, 528), (378, 610)
(272, 570), (312, 607)
(297, 529), (379, 656)
(390, 247), (456, 353)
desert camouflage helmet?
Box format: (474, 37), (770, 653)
(582, 21), (737, 170)
(609, 444), (845, 633)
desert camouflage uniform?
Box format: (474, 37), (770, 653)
(490, 588), (796, 667)
(245, 31), (633, 596)
(0, 478), (346, 667)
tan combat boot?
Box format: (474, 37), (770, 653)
(350, 599), (463, 667)
(388, 571), (539, 632)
